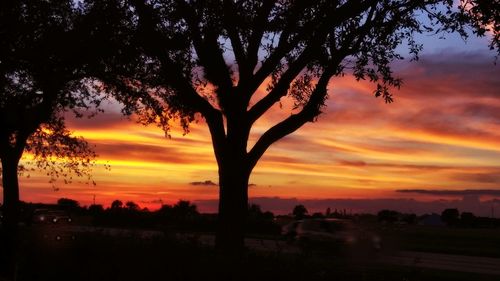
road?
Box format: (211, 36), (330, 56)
(190, 232), (500, 275)
(380, 250), (500, 276)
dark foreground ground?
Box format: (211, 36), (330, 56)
(6, 224), (500, 281)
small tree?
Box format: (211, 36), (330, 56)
(326, 207), (332, 217)
(461, 212), (476, 227)
(441, 208), (460, 226)
(125, 201), (140, 211)
(98, 0), (499, 254)
(172, 200), (199, 219)
(402, 213), (417, 224)
(378, 209), (400, 223)
(292, 205), (309, 220)
(88, 204), (104, 215)
(248, 204), (274, 221)
(111, 200), (124, 210)
(57, 198), (80, 210)
(247, 204), (276, 234)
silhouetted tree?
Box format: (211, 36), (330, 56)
(461, 212), (476, 227)
(311, 212), (325, 219)
(441, 208), (460, 226)
(461, 0), (500, 52)
(293, 205), (308, 220)
(248, 204), (262, 214)
(377, 210), (400, 223)
(172, 200), (199, 219)
(248, 204), (274, 221)
(88, 204), (104, 215)
(0, 1), (128, 277)
(159, 204), (173, 215)
(156, 201), (200, 230)
(111, 200), (124, 210)
(402, 213), (417, 224)
(125, 201), (140, 211)
(57, 198), (80, 210)
(96, 0), (499, 254)
(246, 204), (277, 234)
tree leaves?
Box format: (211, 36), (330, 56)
(24, 115), (99, 188)
(0, 0), (115, 189)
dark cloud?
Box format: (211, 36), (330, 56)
(398, 52), (500, 99)
(338, 160), (367, 167)
(188, 181), (256, 187)
(383, 106), (500, 148)
(260, 154), (301, 164)
(453, 172), (500, 184)
(396, 189), (500, 196)
(190, 180), (217, 186)
(456, 103), (500, 124)
(336, 161), (455, 172)
(140, 199), (164, 204)
(65, 112), (128, 130)
(94, 142), (210, 164)
(324, 51), (500, 146)
(404, 110), (461, 132)
(371, 163), (450, 171)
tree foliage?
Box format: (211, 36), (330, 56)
(377, 209), (400, 223)
(111, 200), (124, 209)
(0, 0), (117, 187)
(293, 204), (308, 220)
(57, 197), (80, 209)
(125, 201), (140, 211)
(441, 208), (460, 225)
(458, 0), (500, 52)
(0, 3), (134, 274)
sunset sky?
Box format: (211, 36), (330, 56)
(8, 32), (500, 214)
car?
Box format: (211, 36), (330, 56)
(32, 209), (72, 224)
(282, 218), (354, 244)
(282, 218), (381, 252)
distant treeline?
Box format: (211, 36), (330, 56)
(2, 199), (498, 233)
(0, 198), (281, 235)
(377, 208), (500, 228)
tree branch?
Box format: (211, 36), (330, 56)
(131, 0), (217, 115)
(247, 43), (320, 124)
(175, 0), (233, 96)
(222, 0), (247, 79)
(130, 0), (226, 147)
(247, 0), (422, 169)
(246, 0), (378, 103)
(245, 1), (277, 78)
(247, 66), (335, 170)
(248, 4), (322, 96)
(205, 107), (226, 167)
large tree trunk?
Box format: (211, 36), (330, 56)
(212, 106), (252, 256)
(215, 159), (250, 256)
(0, 152), (22, 280)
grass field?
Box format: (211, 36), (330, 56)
(376, 224), (500, 258)
(12, 225), (500, 281)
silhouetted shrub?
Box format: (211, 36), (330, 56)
(377, 210), (400, 223)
